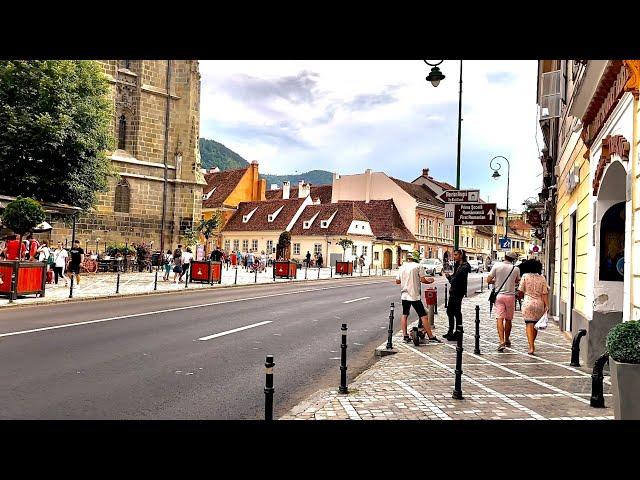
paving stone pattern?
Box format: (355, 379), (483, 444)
(282, 296), (614, 421)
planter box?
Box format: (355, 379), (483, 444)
(335, 261), (353, 276)
(189, 260), (222, 284)
(274, 260), (297, 279)
(610, 358), (640, 420)
(0, 260), (46, 300)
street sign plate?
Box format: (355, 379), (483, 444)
(499, 238), (512, 249)
(444, 203), (497, 226)
(438, 189), (480, 203)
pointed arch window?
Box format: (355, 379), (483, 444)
(114, 179), (131, 213)
(118, 115), (127, 150)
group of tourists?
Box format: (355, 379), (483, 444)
(304, 251), (324, 268)
(161, 244), (193, 283)
(395, 248), (550, 355)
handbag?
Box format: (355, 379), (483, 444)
(489, 265), (516, 306)
(534, 313), (548, 330)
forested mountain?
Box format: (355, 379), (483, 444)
(199, 138), (332, 186)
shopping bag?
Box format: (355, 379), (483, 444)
(534, 313), (548, 331)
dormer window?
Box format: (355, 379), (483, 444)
(321, 210), (338, 229)
(268, 205), (284, 222)
(242, 207), (258, 223)
(321, 221), (329, 228)
(303, 221), (311, 229)
(303, 211), (320, 229)
(202, 187), (216, 201)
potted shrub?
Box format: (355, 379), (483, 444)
(606, 320), (640, 419)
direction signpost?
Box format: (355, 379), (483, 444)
(444, 203), (497, 226)
(438, 190), (480, 203)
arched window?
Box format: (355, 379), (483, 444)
(114, 179), (131, 213)
(599, 202), (625, 281)
(118, 115), (127, 150)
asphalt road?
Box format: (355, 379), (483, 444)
(0, 273), (487, 419)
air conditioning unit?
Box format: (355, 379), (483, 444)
(540, 70), (561, 119)
(567, 165), (580, 193)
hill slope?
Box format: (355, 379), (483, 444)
(199, 137), (332, 185)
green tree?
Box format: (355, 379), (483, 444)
(0, 60), (115, 211)
(337, 238), (353, 261)
(1, 197), (46, 255)
(181, 228), (199, 248)
(196, 214), (222, 255)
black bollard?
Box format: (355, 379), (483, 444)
(154, 270), (158, 291)
(339, 324), (348, 394)
(317, 267), (320, 279)
(9, 271), (17, 303)
(264, 354), (275, 420)
(452, 325), (464, 400)
(116, 272), (120, 294)
(255, 267), (258, 283)
(444, 283), (448, 308)
(185, 270), (189, 288)
(474, 305), (481, 355)
(386, 302), (395, 350)
(235, 268), (238, 285)
(330, 266), (333, 278)
(590, 353), (609, 408)
(305, 266), (308, 279)
(570, 329), (587, 367)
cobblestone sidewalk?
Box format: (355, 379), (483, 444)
(0, 265), (392, 308)
(282, 296), (613, 420)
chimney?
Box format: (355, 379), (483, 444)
(365, 169), (373, 204)
(251, 161), (259, 201)
(282, 181), (290, 200)
(298, 181), (310, 198)
(422, 168), (429, 177)
(270, 184), (279, 191)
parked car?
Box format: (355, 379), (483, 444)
(467, 255), (481, 273)
(420, 258), (443, 276)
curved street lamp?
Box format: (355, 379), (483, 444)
(424, 59), (463, 250)
(490, 155), (510, 241)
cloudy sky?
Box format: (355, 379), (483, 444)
(199, 60), (543, 213)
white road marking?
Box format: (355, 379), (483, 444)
(0, 280), (389, 339)
(198, 321), (272, 341)
(343, 297), (370, 304)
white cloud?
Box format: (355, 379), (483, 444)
(200, 60), (543, 212)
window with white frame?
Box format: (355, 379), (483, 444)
(233, 240), (239, 251)
(242, 239), (249, 251)
(362, 246), (368, 257)
(293, 243), (300, 255)
(267, 240), (273, 253)
(428, 219), (433, 236)
(374, 252), (379, 261)
(419, 218), (425, 235)
(461, 235), (465, 246)
(437, 222), (442, 238)
(352, 245), (357, 256)
(252, 239), (258, 251)
(314, 244), (322, 256)
(224, 240), (230, 252)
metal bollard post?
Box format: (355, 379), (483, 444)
(474, 305), (481, 355)
(116, 272), (120, 294)
(305, 266), (308, 279)
(570, 329), (587, 367)
(154, 270), (158, 291)
(339, 324), (348, 394)
(255, 267), (258, 283)
(386, 302), (395, 350)
(264, 354), (275, 420)
(235, 268), (238, 285)
(330, 266), (333, 278)
(444, 283), (448, 308)
(452, 325), (464, 400)
(590, 353), (609, 408)
(481, 275), (484, 292)
(9, 272), (17, 303)
(318, 267), (320, 279)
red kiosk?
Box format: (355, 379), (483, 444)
(0, 261), (47, 300)
(335, 261), (353, 276)
(273, 260), (297, 279)
(189, 260), (222, 284)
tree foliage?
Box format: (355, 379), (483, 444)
(196, 215), (221, 241)
(0, 60), (115, 211)
(1, 197), (45, 236)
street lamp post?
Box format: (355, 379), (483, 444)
(489, 155), (511, 241)
(425, 60), (463, 250)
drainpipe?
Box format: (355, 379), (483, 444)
(630, 87), (638, 318)
(160, 60), (172, 254)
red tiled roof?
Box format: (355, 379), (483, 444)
(222, 198), (307, 232)
(289, 202), (372, 237)
(390, 177), (443, 208)
(265, 185), (333, 204)
(346, 199), (417, 243)
(202, 168), (249, 208)
(509, 219), (534, 231)
(476, 226), (494, 236)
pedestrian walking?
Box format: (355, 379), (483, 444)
(395, 251), (440, 343)
(68, 239), (84, 285)
(172, 248), (183, 283)
(444, 249), (471, 341)
(317, 252), (323, 268)
(2, 234), (26, 260)
(306, 251), (312, 268)
(52, 242), (70, 286)
(179, 247), (193, 282)
(487, 251), (521, 352)
(517, 259), (548, 355)
(163, 249), (172, 281)
(210, 245), (223, 262)
(247, 250), (255, 271)
(26, 233), (40, 261)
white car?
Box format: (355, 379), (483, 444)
(467, 255), (482, 273)
(420, 258), (444, 276)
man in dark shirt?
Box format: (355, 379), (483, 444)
(68, 239), (84, 285)
(210, 245), (223, 262)
(305, 251), (312, 268)
(444, 249), (471, 341)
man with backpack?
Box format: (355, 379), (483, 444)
(487, 251), (521, 352)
